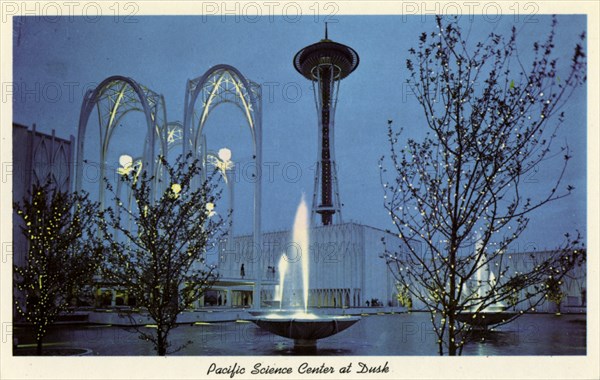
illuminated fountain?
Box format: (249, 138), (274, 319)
(275, 254), (288, 310)
(250, 196), (361, 349)
(456, 235), (517, 328)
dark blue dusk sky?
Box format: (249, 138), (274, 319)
(12, 14), (587, 251)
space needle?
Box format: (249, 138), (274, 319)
(293, 24), (359, 226)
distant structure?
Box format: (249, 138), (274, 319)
(215, 222), (402, 309)
(294, 24), (359, 226)
(12, 123), (74, 318)
(12, 123), (74, 267)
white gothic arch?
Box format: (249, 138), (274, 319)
(183, 65), (263, 309)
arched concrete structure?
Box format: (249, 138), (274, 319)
(183, 65), (263, 309)
(75, 76), (167, 207)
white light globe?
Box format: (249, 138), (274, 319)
(218, 148), (232, 162)
(119, 154), (133, 168)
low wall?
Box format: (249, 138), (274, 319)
(88, 309), (254, 325)
(86, 306), (405, 325)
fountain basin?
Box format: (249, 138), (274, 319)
(251, 197), (362, 350)
(455, 311), (519, 328)
(250, 312), (361, 348)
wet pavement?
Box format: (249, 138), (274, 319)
(14, 312), (586, 356)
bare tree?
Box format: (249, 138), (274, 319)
(14, 182), (102, 355)
(544, 276), (566, 315)
(99, 154), (228, 355)
(380, 16), (586, 356)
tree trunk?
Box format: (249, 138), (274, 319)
(448, 330), (457, 356)
(157, 329), (167, 356)
(448, 244), (458, 356)
(448, 309), (458, 356)
(36, 337), (43, 356)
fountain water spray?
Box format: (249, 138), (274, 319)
(277, 254), (288, 310)
(279, 195), (310, 313)
(292, 195), (310, 313)
(456, 233), (515, 328)
(250, 195), (361, 350)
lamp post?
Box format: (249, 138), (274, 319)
(116, 154), (133, 212)
(117, 153), (143, 203)
(217, 148), (234, 244)
(207, 147), (235, 273)
(209, 147), (234, 219)
(113, 153), (142, 307)
(116, 155), (131, 223)
(116, 153), (143, 239)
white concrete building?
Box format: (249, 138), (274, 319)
(211, 222), (405, 309)
(210, 223), (586, 314)
(490, 250), (586, 313)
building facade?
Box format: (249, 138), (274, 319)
(12, 123), (75, 267)
(491, 250), (586, 313)
(12, 123), (75, 317)
(213, 226), (586, 314)
(213, 222), (407, 309)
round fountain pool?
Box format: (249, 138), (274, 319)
(455, 311), (519, 328)
(250, 198), (362, 350)
(250, 312), (361, 349)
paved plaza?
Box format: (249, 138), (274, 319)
(14, 313), (586, 356)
